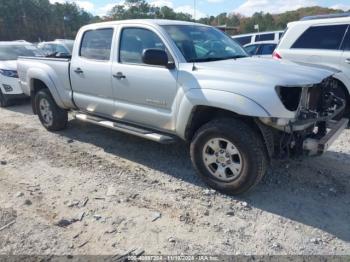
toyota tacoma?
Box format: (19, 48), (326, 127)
(17, 20), (348, 195)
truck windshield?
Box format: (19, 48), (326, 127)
(162, 25), (248, 62)
(0, 44), (44, 61)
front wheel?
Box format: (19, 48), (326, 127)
(35, 89), (68, 131)
(190, 118), (268, 195)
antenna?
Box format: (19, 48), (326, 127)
(193, 0), (196, 20)
(192, 0), (197, 71)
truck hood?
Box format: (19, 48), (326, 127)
(193, 57), (334, 87)
(0, 60), (17, 70)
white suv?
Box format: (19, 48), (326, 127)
(0, 41), (43, 107)
(274, 13), (350, 117)
(232, 31), (284, 46)
(37, 39), (74, 57)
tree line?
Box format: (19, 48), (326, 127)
(0, 0), (348, 42)
(0, 0), (98, 42)
(199, 6), (348, 33)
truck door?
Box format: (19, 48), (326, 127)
(111, 26), (178, 132)
(70, 28), (115, 117)
(340, 25), (350, 80)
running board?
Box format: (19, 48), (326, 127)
(73, 113), (175, 144)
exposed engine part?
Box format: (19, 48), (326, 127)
(260, 77), (347, 158)
(297, 77), (346, 124)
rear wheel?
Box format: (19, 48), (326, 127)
(190, 118), (268, 195)
(35, 89), (68, 131)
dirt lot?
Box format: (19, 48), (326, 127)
(0, 102), (349, 256)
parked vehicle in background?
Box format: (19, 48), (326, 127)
(232, 30), (284, 46)
(244, 41), (278, 58)
(0, 41), (43, 107)
(18, 20), (348, 195)
(274, 13), (350, 119)
(37, 39), (74, 57)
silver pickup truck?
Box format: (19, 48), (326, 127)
(18, 20), (348, 195)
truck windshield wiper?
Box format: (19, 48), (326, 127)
(189, 55), (247, 63)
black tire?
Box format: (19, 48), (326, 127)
(190, 118), (268, 195)
(35, 89), (68, 131)
(0, 89), (10, 108)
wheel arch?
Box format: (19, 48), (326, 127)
(176, 89), (270, 138)
(332, 76), (350, 117)
(27, 68), (66, 113)
(183, 105), (274, 160)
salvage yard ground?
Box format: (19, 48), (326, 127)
(0, 102), (350, 255)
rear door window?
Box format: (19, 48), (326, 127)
(255, 33), (274, 41)
(292, 24), (348, 50)
(233, 36), (252, 46)
(80, 28), (113, 60)
(341, 27), (350, 51)
(245, 44), (259, 55)
(259, 44), (277, 55)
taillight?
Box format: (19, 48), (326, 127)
(273, 51), (282, 60)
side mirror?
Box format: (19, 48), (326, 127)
(142, 49), (175, 69)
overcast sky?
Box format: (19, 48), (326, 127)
(50, 0), (350, 18)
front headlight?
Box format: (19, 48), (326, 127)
(276, 86), (302, 111)
(0, 69), (19, 78)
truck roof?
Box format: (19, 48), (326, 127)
(81, 19), (207, 30)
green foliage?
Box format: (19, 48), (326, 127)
(107, 0), (192, 21)
(197, 6), (348, 34)
(0, 0), (97, 41)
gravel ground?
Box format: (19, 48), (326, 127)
(0, 102), (349, 256)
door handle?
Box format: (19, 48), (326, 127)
(74, 68), (84, 74)
(113, 72), (126, 80)
(345, 58), (350, 64)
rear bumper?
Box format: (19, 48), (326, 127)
(303, 118), (349, 156)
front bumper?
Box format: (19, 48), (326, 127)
(0, 76), (23, 95)
(2, 92), (28, 101)
(303, 118), (349, 156)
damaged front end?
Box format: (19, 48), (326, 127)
(259, 77), (348, 158)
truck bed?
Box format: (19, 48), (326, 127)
(17, 56), (74, 109)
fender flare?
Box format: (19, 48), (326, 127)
(27, 67), (66, 109)
(176, 89), (271, 139)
